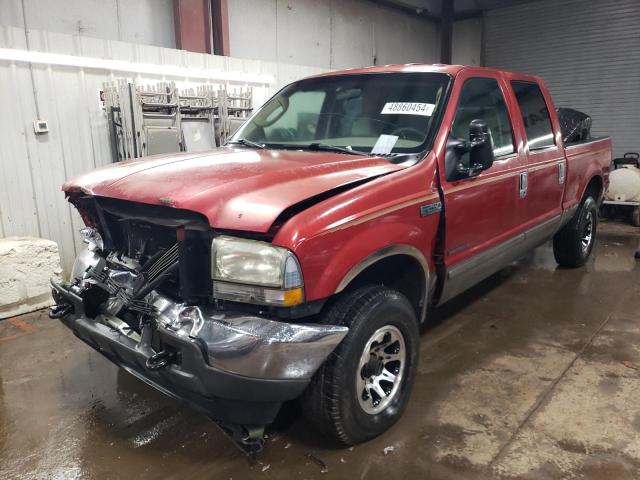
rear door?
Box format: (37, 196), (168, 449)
(509, 79), (565, 231)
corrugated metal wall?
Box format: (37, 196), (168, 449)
(484, 0), (640, 158)
(0, 25), (325, 273)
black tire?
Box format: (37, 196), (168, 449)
(301, 285), (419, 446)
(553, 196), (598, 267)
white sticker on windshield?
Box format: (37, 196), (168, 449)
(371, 134), (399, 155)
(381, 102), (435, 116)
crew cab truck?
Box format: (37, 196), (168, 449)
(50, 64), (611, 451)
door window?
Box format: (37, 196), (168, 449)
(451, 77), (515, 157)
(511, 81), (555, 150)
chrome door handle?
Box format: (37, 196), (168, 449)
(519, 172), (528, 199)
(558, 162), (566, 184)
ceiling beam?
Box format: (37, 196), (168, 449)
(367, 0), (440, 21)
(369, 0), (540, 20)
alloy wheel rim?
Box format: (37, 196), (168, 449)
(356, 325), (406, 415)
(582, 211), (594, 254)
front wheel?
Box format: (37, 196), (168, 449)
(553, 196), (598, 267)
(301, 285), (419, 446)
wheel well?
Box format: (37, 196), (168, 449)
(584, 175), (603, 201)
(341, 254), (426, 322)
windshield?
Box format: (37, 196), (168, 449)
(231, 72), (450, 155)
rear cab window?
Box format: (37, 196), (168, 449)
(511, 81), (555, 150)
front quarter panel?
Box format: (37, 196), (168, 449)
(273, 154), (441, 302)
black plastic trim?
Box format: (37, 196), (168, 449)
(52, 281), (311, 426)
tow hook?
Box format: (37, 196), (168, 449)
(49, 303), (72, 319)
(219, 422), (265, 455)
(145, 349), (176, 371)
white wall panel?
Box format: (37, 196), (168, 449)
(21, 0), (120, 41)
(228, 0), (279, 63)
(330, 1), (374, 70)
(117, 0), (176, 48)
(0, 0), (176, 49)
(275, 0), (332, 68)
(228, 0), (440, 69)
(404, 13), (439, 64)
(372, 7), (413, 65)
(0, 25), (325, 272)
(452, 18), (482, 66)
(0, 27), (40, 241)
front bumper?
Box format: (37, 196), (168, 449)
(51, 270), (347, 427)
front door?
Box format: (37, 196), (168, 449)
(437, 73), (526, 301)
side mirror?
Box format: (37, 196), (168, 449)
(454, 119), (495, 178)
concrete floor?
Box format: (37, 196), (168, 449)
(1, 221), (639, 480)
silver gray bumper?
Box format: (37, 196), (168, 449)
(148, 290), (347, 380)
(56, 249), (348, 381)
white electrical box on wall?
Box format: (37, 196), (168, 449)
(33, 120), (49, 134)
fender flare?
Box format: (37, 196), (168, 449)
(583, 173), (604, 202)
(334, 244), (431, 324)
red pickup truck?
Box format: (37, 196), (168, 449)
(51, 64), (611, 451)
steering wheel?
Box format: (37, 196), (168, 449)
(391, 127), (425, 141)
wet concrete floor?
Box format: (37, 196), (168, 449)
(1, 220), (639, 479)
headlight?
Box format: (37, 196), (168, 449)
(79, 227), (104, 252)
(212, 236), (303, 306)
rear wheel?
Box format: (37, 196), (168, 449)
(553, 196), (598, 267)
(301, 285), (419, 446)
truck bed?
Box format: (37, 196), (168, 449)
(563, 136), (612, 211)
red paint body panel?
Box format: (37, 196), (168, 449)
(273, 153), (441, 301)
(519, 76), (566, 226)
(563, 139), (612, 209)
(434, 68), (527, 265)
(63, 148), (405, 233)
(64, 64), (612, 307)
(431, 68), (611, 271)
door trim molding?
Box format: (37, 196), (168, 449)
(438, 214), (562, 304)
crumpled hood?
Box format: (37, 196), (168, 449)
(63, 147), (406, 232)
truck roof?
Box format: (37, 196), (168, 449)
(307, 63), (541, 83)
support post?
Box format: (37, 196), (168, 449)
(211, 0), (230, 56)
(173, 0), (212, 54)
(440, 0), (454, 64)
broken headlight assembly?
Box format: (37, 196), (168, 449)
(79, 227), (104, 252)
(212, 235), (304, 306)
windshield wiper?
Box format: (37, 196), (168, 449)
(228, 140), (375, 157)
(226, 138), (266, 149)
(305, 143), (369, 156)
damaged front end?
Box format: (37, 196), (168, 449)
(50, 195), (347, 453)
